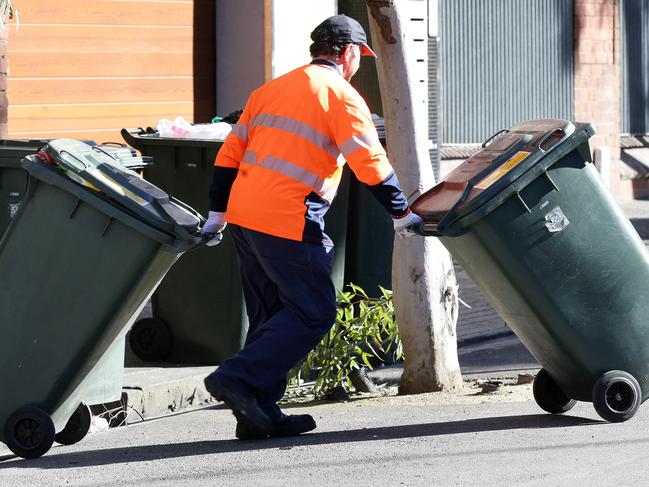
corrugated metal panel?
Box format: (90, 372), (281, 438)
(440, 0), (573, 144)
(621, 0), (649, 135)
(429, 35), (440, 177)
(428, 0), (441, 177)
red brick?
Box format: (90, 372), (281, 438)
(575, 3), (616, 17)
(575, 15), (614, 30)
(574, 0), (616, 6)
(575, 50), (613, 65)
(575, 27), (615, 41)
(575, 38), (611, 53)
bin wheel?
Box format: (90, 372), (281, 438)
(592, 370), (641, 423)
(533, 368), (577, 414)
(129, 317), (172, 362)
(3, 405), (55, 459)
(54, 402), (92, 446)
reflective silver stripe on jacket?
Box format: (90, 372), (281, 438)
(230, 123), (248, 142)
(339, 131), (381, 158)
(241, 149), (257, 165)
(250, 113), (340, 159)
(242, 150), (338, 201)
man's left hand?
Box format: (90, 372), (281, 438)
(202, 211), (227, 246)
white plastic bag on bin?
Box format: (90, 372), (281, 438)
(156, 116), (232, 140)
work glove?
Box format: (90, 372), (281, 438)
(202, 211), (227, 247)
(393, 210), (424, 239)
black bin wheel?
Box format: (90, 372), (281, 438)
(54, 402), (92, 446)
(592, 370), (641, 423)
(3, 405), (55, 459)
(129, 317), (172, 362)
(533, 368), (577, 414)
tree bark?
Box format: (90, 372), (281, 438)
(365, 0), (462, 393)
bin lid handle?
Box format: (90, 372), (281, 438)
(481, 129), (509, 148)
(536, 123), (576, 153)
(59, 149), (89, 171)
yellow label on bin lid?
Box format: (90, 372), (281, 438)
(475, 151), (531, 190)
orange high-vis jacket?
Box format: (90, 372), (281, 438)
(212, 61), (406, 242)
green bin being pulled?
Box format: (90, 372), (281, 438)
(121, 128), (349, 365)
(0, 139), (203, 459)
(412, 119), (649, 423)
(0, 140), (155, 446)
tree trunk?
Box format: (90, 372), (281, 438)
(365, 0), (462, 393)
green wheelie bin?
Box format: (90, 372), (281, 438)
(412, 119), (649, 423)
(0, 140), (155, 447)
(120, 128), (350, 365)
(0, 139), (203, 459)
(0, 139), (51, 235)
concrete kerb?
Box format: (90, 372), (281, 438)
(119, 333), (541, 426)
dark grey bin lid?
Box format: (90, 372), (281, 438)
(25, 139), (203, 241)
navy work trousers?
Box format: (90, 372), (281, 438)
(214, 224), (337, 421)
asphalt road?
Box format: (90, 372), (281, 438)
(2, 389), (648, 486)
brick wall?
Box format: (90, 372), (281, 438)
(573, 0), (638, 198)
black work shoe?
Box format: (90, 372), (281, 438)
(235, 413), (317, 441)
(204, 372), (272, 434)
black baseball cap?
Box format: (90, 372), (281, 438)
(310, 15), (377, 58)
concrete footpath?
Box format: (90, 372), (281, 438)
(115, 198), (649, 425)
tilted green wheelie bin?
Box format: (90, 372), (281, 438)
(120, 128), (350, 365)
(412, 119), (649, 423)
(0, 139), (203, 459)
(0, 140), (155, 448)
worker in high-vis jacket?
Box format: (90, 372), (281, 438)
(202, 14), (423, 440)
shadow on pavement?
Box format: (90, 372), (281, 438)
(0, 413), (599, 469)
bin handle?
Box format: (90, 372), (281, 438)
(536, 128), (566, 153)
(92, 145), (121, 161)
(59, 149), (89, 171)
(169, 195), (205, 223)
(481, 129), (509, 148)
(99, 141), (128, 148)
(120, 128), (146, 149)
(417, 221), (442, 237)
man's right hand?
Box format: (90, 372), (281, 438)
(202, 211), (227, 246)
(393, 210), (424, 239)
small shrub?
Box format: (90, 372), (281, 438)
(287, 284), (404, 398)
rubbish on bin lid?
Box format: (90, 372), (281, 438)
(36, 150), (55, 165)
(156, 116), (232, 140)
(157, 116), (191, 137)
(544, 206), (569, 233)
(188, 122), (232, 140)
(219, 109), (243, 124)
